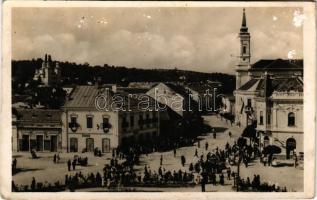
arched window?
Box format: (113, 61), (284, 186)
(288, 112), (295, 126)
(243, 46), (247, 54)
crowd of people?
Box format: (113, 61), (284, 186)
(237, 174), (288, 192)
(12, 114), (294, 192)
(65, 172), (103, 191)
(12, 178), (64, 192)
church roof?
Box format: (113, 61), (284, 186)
(250, 59), (303, 71)
(238, 76), (303, 95)
(274, 77), (303, 92)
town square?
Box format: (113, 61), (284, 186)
(7, 4), (308, 194)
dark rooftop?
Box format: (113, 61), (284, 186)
(251, 59), (303, 71)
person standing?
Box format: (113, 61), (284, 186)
(67, 159), (71, 171)
(220, 173), (224, 185)
(12, 158), (17, 172)
(181, 155), (186, 167)
(72, 159), (76, 170)
(160, 155), (163, 166)
(201, 175), (206, 192)
(294, 153), (298, 168)
(205, 142), (208, 151)
(31, 177), (36, 191)
(195, 149), (198, 157)
(227, 167), (231, 180)
(53, 154), (57, 163)
(173, 148), (176, 157)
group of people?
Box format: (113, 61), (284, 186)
(53, 153), (61, 163)
(237, 174), (287, 192)
(142, 166), (195, 186)
(65, 171), (103, 191)
(12, 178), (64, 192)
(67, 156), (88, 171)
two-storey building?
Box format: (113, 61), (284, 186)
(62, 85), (159, 153)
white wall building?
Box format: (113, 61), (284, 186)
(233, 9), (303, 158)
(62, 85), (159, 153)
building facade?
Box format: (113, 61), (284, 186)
(62, 85), (159, 153)
(233, 9), (304, 157)
(12, 109), (63, 152)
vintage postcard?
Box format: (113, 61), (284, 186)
(0, 1), (316, 199)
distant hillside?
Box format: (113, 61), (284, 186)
(12, 59), (235, 94)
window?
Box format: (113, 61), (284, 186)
(71, 117), (77, 124)
(146, 114), (150, 126)
(103, 117), (109, 125)
(243, 46), (247, 54)
(130, 115), (134, 127)
(139, 114), (143, 125)
(288, 112), (295, 126)
(122, 116), (129, 128)
(259, 111), (263, 125)
(70, 138), (78, 152)
(87, 117), (93, 128)
(247, 99), (252, 107)
(267, 114), (271, 125)
(102, 117), (111, 133)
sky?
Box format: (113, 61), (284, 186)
(12, 7), (304, 74)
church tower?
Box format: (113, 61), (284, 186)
(236, 8), (251, 89)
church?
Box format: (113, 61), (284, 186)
(233, 9), (303, 159)
(33, 54), (61, 86)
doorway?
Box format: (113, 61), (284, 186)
(86, 138), (94, 152)
(20, 135), (29, 151)
(70, 138), (78, 152)
(50, 135), (58, 152)
(36, 135), (44, 151)
(286, 138), (296, 159)
(102, 138), (110, 153)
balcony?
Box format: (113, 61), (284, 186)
(244, 106), (253, 114)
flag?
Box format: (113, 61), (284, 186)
(240, 98), (244, 114)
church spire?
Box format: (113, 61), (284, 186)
(240, 8), (248, 33)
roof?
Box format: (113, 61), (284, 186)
(64, 85), (101, 108)
(15, 108), (62, 124)
(274, 77), (303, 92)
(117, 87), (149, 94)
(238, 76), (303, 96)
(164, 83), (189, 98)
(251, 59), (303, 71)
(64, 85), (157, 111)
(186, 83), (214, 94)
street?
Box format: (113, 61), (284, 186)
(12, 114), (303, 192)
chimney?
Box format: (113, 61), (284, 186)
(45, 54), (48, 62)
